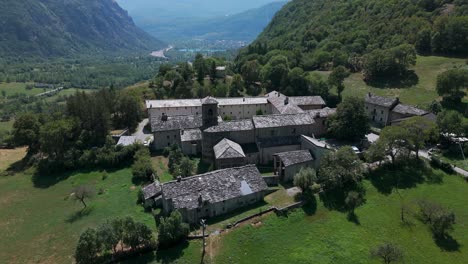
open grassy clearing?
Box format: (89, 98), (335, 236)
(0, 82), (40, 96)
(0, 164), (200, 264)
(0, 119), (14, 135)
(340, 56), (466, 107)
(212, 170), (467, 264)
(0, 148), (26, 172)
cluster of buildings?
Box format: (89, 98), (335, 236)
(364, 92), (434, 126)
(141, 92), (431, 223)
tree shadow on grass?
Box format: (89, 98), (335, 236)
(319, 188), (347, 212)
(368, 159), (436, 195)
(434, 234), (461, 252)
(346, 212), (361, 225)
(119, 251), (157, 264)
(155, 240), (190, 264)
(65, 207), (94, 223)
(366, 70), (419, 89)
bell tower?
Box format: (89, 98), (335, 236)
(201, 96), (219, 129)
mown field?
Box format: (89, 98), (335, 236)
(211, 170), (468, 264)
(0, 159), (203, 264)
(341, 56), (466, 107)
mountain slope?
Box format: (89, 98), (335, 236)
(140, 1), (287, 42)
(237, 0), (468, 68)
(117, 0), (278, 19)
(0, 0), (165, 57)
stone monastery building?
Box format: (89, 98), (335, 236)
(146, 91), (335, 168)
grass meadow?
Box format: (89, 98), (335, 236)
(341, 56), (466, 107)
(212, 169), (468, 264)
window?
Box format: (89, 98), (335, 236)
(380, 118), (383, 122)
(167, 135), (170, 139)
(196, 112), (199, 115)
(292, 128), (296, 134)
(381, 110), (384, 114)
(322, 120), (326, 125)
(174, 135), (177, 139)
(208, 109), (213, 116)
(366, 106), (368, 109)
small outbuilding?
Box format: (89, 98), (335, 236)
(213, 138), (246, 169)
(117, 136), (137, 146)
(273, 150), (314, 182)
(142, 181), (162, 208)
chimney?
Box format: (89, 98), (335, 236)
(181, 130), (184, 135)
(315, 112), (320, 118)
(161, 113), (168, 121)
(284, 97), (289, 105)
(277, 92), (280, 97)
(368, 92), (372, 97)
(177, 176), (182, 182)
(243, 97), (246, 102)
(396, 97), (400, 103)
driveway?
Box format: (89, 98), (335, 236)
(132, 118), (152, 143)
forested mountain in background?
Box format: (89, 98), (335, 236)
(237, 0), (468, 70)
(0, 0), (165, 58)
(140, 1), (287, 42)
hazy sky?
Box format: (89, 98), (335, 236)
(116, 0), (279, 18)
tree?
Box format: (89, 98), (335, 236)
(75, 228), (102, 264)
(437, 110), (468, 137)
(370, 243), (403, 264)
(241, 60), (261, 85)
(328, 66), (349, 97)
(72, 185), (96, 209)
(436, 69), (468, 102)
(345, 191), (364, 215)
(1, 90), (5, 98)
(293, 167), (317, 193)
(365, 141), (387, 164)
(262, 55), (289, 90)
(288, 67), (309, 95)
(209, 60), (217, 82)
(194, 53), (205, 84)
(319, 146), (364, 190)
(97, 221), (120, 254)
(398, 116), (437, 158)
(39, 118), (77, 160)
(132, 148), (154, 182)
(328, 97), (370, 140)
(229, 74), (244, 97)
(158, 211), (190, 247)
(114, 94), (142, 132)
(377, 126), (412, 164)
(12, 113), (41, 152)
(418, 200), (456, 238)
(179, 157), (194, 178)
(168, 145), (183, 175)
(363, 44), (416, 81)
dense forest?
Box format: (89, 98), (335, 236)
(235, 0), (468, 90)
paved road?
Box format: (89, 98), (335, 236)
(132, 118), (152, 143)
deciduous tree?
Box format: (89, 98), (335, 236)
(370, 243), (403, 264)
(328, 97), (369, 140)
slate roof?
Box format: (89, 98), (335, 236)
(365, 93), (399, 108)
(151, 115), (202, 132)
(117, 136), (137, 146)
(257, 135), (301, 148)
(290, 96), (326, 106)
(307, 107), (337, 118)
(275, 150), (314, 167)
(142, 181), (162, 200)
(146, 99), (202, 108)
(204, 119), (254, 133)
(253, 113), (315, 129)
(214, 139), (246, 159)
(392, 104), (428, 116)
(180, 129), (202, 142)
(161, 165), (268, 210)
(202, 96), (219, 105)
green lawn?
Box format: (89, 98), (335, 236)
(0, 119), (14, 135)
(0, 82), (41, 96)
(0, 167), (200, 264)
(341, 56), (466, 107)
(213, 170), (467, 264)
